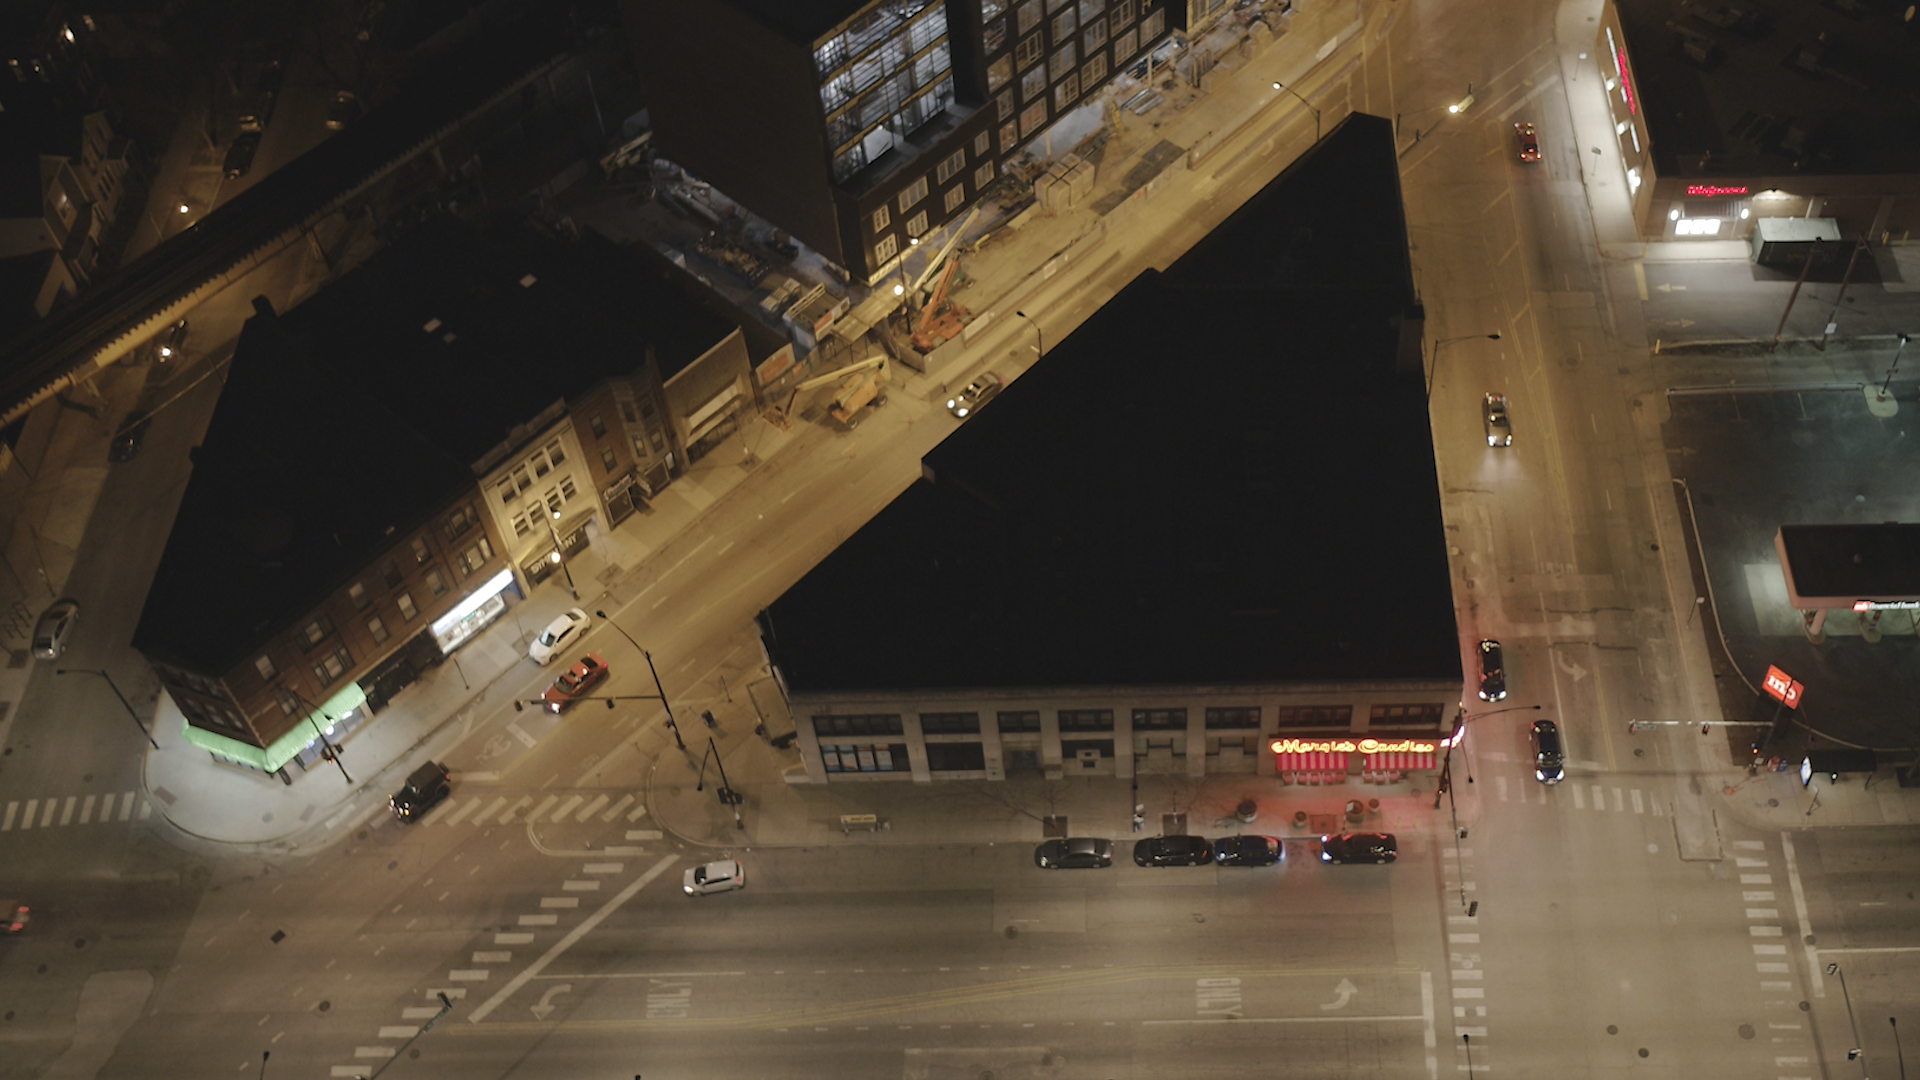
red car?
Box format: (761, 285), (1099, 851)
(1515, 122), (1541, 163)
(542, 653), (609, 712)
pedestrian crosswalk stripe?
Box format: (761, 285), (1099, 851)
(469, 796), (509, 826)
(440, 798), (479, 826)
(1571, 786), (1584, 810)
(549, 795), (585, 822)
(601, 794), (635, 821)
(497, 796), (534, 823)
(1, 793), (147, 832)
(79, 794), (95, 823)
(575, 794), (610, 822)
(524, 795), (560, 823)
(39, 800), (55, 827)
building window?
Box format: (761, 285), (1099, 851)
(379, 559), (401, 589)
(457, 537), (493, 576)
(984, 17), (1007, 54)
(559, 475), (578, 501)
(254, 655), (277, 680)
(1049, 42), (1078, 82)
(1054, 73), (1079, 110)
(425, 568), (448, 598)
(925, 742), (986, 771)
(1274, 705), (1354, 729)
(631, 435), (650, 462)
(1369, 703), (1447, 728)
(944, 185), (966, 212)
(812, 714), (905, 737)
(312, 645), (353, 686)
(974, 130), (992, 157)
(589, 414), (607, 439)
(1052, 8), (1077, 38)
(1132, 708), (1185, 730)
(1205, 707), (1262, 729)
(974, 162), (997, 190)
(347, 582), (368, 610)
(300, 616), (336, 649)
(1058, 709), (1114, 731)
(1000, 120), (1021, 153)
(875, 234), (899, 264)
(1079, 0), (1106, 17)
(445, 503), (479, 540)
(497, 479), (516, 505)
(1021, 64), (1047, 102)
(996, 90), (1015, 120)
(1082, 53), (1108, 86)
(1142, 7), (1163, 38)
(1016, 33), (1044, 69)
(1112, 0), (1136, 28)
(920, 712), (981, 734)
(997, 711), (1042, 733)
(1084, 16), (1107, 51)
(396, 592), (418, 621)
(366, 615), (389, 645)
(546, 438), (566, 467)
(511, 511), (531, 537)
(873, 205), (890, 232)
(1061, 738), (1113, 758)
(898, 176), (929, 211)
(1019, 99), (1048, 137)
(1114, 27), (1137, 59)
(409, 536), (430, 563)
(618, 398), (638, 423)
(601, 446), (618, 472)
(987, 54), (1012, 90)
(545, 488), (563, 515)
(274, 688), (301, 716)
(906, 210), (928, 237)
(936, 148), (967, 184)
(984, 0), (1009, 17)
(1016, 0), (1040, 32)
(1046, 0), (1071, 12)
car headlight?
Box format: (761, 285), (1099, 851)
(1320, 851), (1332, 862)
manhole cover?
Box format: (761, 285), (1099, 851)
(1005, 926), (1019, 939)
(1739, 1024), (1755, 1039)
(1607, 1025), (1618, 1035)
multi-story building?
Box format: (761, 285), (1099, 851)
(627, 0), (1181, 285)
(757, 116), (1462, 786)
(133, 218), (754, 785)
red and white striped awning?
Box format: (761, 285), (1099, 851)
(1274, 751), (1349, 772)
(1368, 750), (1437, 771)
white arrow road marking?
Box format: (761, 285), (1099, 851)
(1321, 978), (1358, 1010)
(1554, 649), (1589, 681)
(469, 855), (678, 1022)
(530, 984), (572, 1020)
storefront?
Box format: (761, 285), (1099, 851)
(517, 511), (594, 588)
(431, 567), (518, 654)
(1268, 736), (1439, 784)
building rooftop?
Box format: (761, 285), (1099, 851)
(759, 114), (1461, 694)
(723, 0), (921, 48)
(1615, 0), (1920, 177)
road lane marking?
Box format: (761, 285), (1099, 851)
(474, 951), (512, 963)
(601, 794), (635, 821)
(425, 988), (468, 1000)
(469, 797), (509, 826)
(1757, 962), (1790, 973)
(1571, 787), (1584, 810)
(448, 970), (490, 981)
(1781, 833), (1822, 997)
(1741, 874), (1772, 885)
(377, 1026), (418, 1038)
(137, 799), (150, 820)
(1612, 788), (1623, 812)
(1590, 785), (1605, 811)
(400, 1007), (440, 1020)
(1, 802), (14, 830)
(80, 795), (95, 823)
(1734, 840), (1765, 850)
(1747, 908), (1781, 919)
(575, 795), (610, 822)
(331, 1067), (365, 1076)
(442, 799), (479, 827)
(522, 795), (558, 823)
(1750, 927), (1783, 937)
(1634, 263), (1648, 301)
(519, 915), (559, 926)
(497, 796), (534, 823)
(120, 793), (136, 820)
(549, 795), (585, 822)
(1146, 1013), (1429, 1025)
(508, 723), (538, 748)
(1745, 891), (1777, 901)
(627, 804), (649, 822)
(1447, 934), (1480, 944)
(563, 880), (601, 892)
(583, 863), (624, 874)
(540, 898), (580, 909)
(496, 933), (534, 945)
(1422, 970), (1437, 1080)
(531, 971), (747, 979)
(354, 1046), (396, 1058)
(1736, 858), (1768, 868)
(1752, 945), (1787, 955)
(469, 855), (680, 1022)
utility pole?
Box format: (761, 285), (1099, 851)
(1818, 238), (1869, 352)
(1770, 238), (1822, 352)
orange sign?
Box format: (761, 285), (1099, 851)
(1762, 665), (1803, 709)
(1269, 737), (1438, 756)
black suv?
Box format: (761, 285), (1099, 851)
(1034, 838), (1113, 869)
(1320, 833), (1397, 864)
(1477, 640), (1507, 702)
(390, 761), (452, 822)
(1213, 835), (1283, 867)
(1531, 720), (1565, 785)
(1133, 835), (1213, 867)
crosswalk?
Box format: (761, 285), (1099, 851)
(1492, 775), (1665, 815)
(419, 792), (651, 828)
(1, 791), (150, 831)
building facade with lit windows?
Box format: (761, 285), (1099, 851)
(1597, 0), (1920, 246)
(757, 116), (1461, 787)
(132, 218), (756, 785)
(626, 0), (1181, 285)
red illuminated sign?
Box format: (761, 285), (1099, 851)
(1762, 665), (1804, 709)
(1268, 737), (1438, 756)
(1854, 599), (1920, 611)
(1686, 185), (1749, 196)
(1616, 49), (1637, 115)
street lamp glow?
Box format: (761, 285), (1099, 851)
(893, 283), (904, 295)
(549, 551), (561, 564)
(178, 203), (191, 214)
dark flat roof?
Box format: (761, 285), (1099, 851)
(722, 0), (914, 47)
(1779, 524), (1920, 600)
(760, 114), (1461, 694)
(1616, 0), (1920, 176)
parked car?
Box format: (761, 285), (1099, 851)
(946, 372), (1004, 418)
(325, 89), (362, 130)
(30, 600), (79, 660)
(1477, 639), (1507, 702)
(1320, 832), (1397, 864)
(1484, 393), (1512, 447)
(1515, 121), (1541, 162)
(390, 761), (452, 822)
(1213, 835), (1283, 867)
(155, 319), (189, 362)
(1531, 719), (1565, 784)
(528, 607), (591, 665)
(542, 653), (610, 712)
(109, 415), (151, 463)
(1034, 838), (1114, 869)
(224, 132), (261, 179)
(2, 902), (29, 934)
(683, 859), (746, 895)
(1133, 835), (1213, 867)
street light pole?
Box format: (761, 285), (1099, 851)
(358, 992), (453, 1080)
(55, 669), (159, 749)
(1426, 333), (1501, 396)
(1014, 309), (1043, 357)
(1270, 81), (1321, 140)
(1827, 963), (1869, 1079)
(545, 511), (579, 600)
(1880, 333), (1911, 397)
(696, 737), (745, 830)
(595, 609), (685, 750)
(1892, 1016), (1906, 1080)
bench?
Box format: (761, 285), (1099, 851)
(839, 813), (881, 834)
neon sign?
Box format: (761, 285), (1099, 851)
(1616, 48), (1637, 115)
(1269, 737), (1438, 755)
(1686, 185), (1748, 196)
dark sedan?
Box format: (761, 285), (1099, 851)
(1320, 833), (1397, 864)
(1133, 835), (1213, 867)
(1034, 838), (1113, 869)
(1213, 835), (1283, 866)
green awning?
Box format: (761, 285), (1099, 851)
(179, 682), (368, 774)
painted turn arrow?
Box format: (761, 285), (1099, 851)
(530, 983), (572, 1020)
(1320, 978), (1358, 1011)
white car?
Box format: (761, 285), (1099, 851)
(31, 600), (79, 660)
(683, 859), (745, 896)
(528, 608), (590, 665)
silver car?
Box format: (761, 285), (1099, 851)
(528, 607), (590, 665)
(1483, 393), (1512, 447)
(31, 600), (79, 660)
(946, 372), (1004, 418)
(684, 859), (745, 895)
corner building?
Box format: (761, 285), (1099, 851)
(757, 116), (1464, 787)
